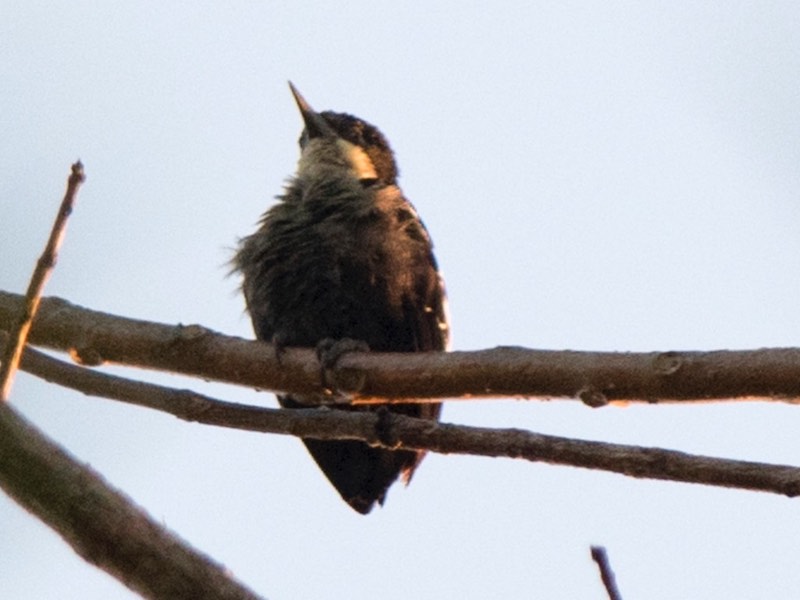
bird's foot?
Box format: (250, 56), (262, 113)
(375, 406), (401, 449)
(316, 338), (370, 399)
(271, 332), (289, 365)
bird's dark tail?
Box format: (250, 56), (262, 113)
(279, 394), (432, 514)
(301, 438), (419, 514)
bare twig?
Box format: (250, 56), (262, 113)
(0, 164), (263, 598)
(591, 546), (623, 600)
(4, 291), (800, 404)
(15, 341), (800, 497)
(0, 162), (84, 400)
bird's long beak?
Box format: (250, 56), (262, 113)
(288, 82), (336, 139)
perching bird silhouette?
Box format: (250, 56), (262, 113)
(234, 83), (449, 513)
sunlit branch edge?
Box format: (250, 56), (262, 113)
(3, 290), (800, 405)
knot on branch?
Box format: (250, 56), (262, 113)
(653, 351), (683, 375)
(578, 386), (609, 408)
(66, 319), (105, 366)
(173, 323), (213, 342)
(374, 407), (401, 449)
(165, 324), (217, 363)
(69, 346), (104, 367)
(782, 479), (800, 498)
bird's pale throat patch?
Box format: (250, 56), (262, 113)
(298, 138), (378, 183)
(337, 139), (378, 181)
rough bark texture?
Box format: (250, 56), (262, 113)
(3, 291), (800, 404)
(16, 342), (800, 498)
(0, 400), (262, 599)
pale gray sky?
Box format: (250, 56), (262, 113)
(3, 3), (800, 598)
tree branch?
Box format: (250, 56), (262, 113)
(591, 546), (623, 600)
(0, 163), (262, 599)
(3, 290), (800, 404)
(0, 162), (84, 400)
(0, 162), (256, 600)
(16, 340), (800, 497)
(0, 398), (263, 599)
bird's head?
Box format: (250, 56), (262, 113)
(289, 82), (399, 186)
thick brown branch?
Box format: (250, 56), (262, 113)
(0, 367), (263, 599)
(18, 344), (800, 497)
(3, 290), (800, 403)
(0, 163), (84, 400)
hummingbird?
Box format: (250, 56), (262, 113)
(234, 83), (448, 514)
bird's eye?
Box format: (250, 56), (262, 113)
(360, 178), (379, 188)
(298, 131), (309, 149)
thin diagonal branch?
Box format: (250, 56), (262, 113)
(0, 162), (84, 400)
(16, 341), (800, 497)
(591, 546), (623, 600)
